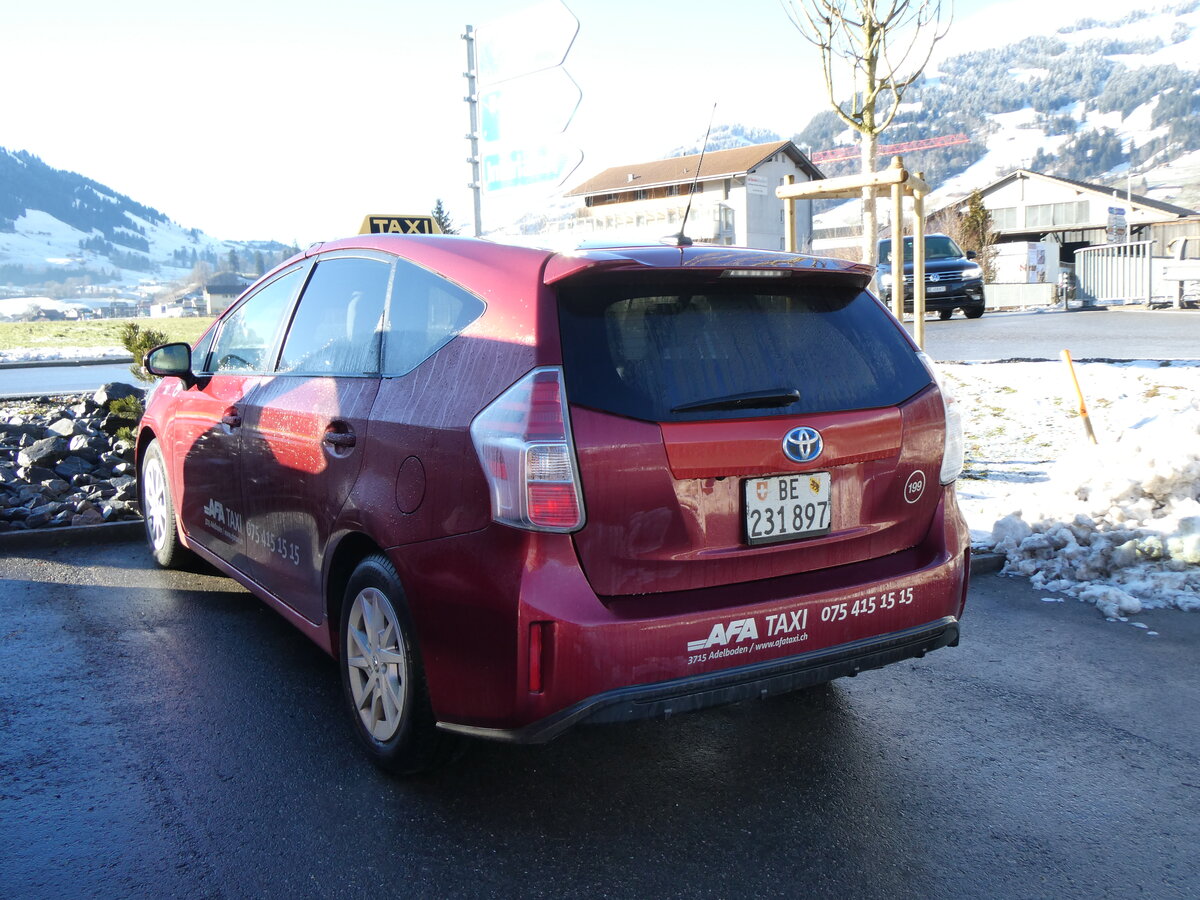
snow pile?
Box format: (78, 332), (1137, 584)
(947, 359), (1200, 615)
(989, 406), (1200, 615)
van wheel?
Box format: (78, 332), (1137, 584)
(964, 304), (985, 319)
(139, 439), (192, 569)
(938, 309), (953, 320)
(339, 554), (453, 774)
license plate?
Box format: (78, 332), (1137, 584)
(743, 473), (832, 545)
(927, 285), (947, 293)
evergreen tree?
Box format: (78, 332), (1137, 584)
(959, 191), (997, 282)
(431, 198), (458, 234)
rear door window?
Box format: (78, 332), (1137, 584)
(277, 256), (391, 375)
(557, 277), (932, 422)
(382, 260), (486, 375)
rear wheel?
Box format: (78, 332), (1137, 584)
(339, 554), (453, 774)
(139, 439), (192, 569)
(938, 309), (953, 321)
(964, 304), (985, 319)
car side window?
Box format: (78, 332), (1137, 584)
(190, 325), (217, 373)
(277, 257), (391, 376)
(206, 268), (304, 374)
(382, 260), (485, 375)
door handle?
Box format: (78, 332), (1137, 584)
(323, 429), (356, 449)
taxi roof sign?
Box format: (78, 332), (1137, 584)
(359, 214), (442, 235)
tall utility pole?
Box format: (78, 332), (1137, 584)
(463, 25), (483, 237)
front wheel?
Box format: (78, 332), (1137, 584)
(964, 303), (985, 319)
(339, 554), (454, 774)
(139, 439), (192, 569)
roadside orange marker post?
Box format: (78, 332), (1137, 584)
(1061, 349), (1097, 445)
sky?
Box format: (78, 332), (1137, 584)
(0, 0), (1150, 244)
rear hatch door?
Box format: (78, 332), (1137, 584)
(554, 255), (945, 598)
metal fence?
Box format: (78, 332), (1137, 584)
(1075, 241), (1153, 306)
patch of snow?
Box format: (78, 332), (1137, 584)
(1138, 148), (1200, 212)
(948, 357), (1200, 615)
(0, 345), (127, 363)
(1084, 109), (1125, 132)
(1009, 67), (1049, 83)
(1122, 100), (1160, 146)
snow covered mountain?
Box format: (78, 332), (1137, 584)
(0, 148), (295, 293)
(792, 3), (1200, 220)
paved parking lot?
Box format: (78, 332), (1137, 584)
(2, 539), (1197, 898)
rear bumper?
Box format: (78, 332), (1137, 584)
(397, 489), (970, 741)
(438, 616), (960, 743)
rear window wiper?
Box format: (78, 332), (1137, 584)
(672, 388), (801, 413)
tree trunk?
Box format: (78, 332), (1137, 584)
(860, 133), (878, 269)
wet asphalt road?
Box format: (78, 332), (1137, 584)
(2, 540), (1197, 899)
(0, 361), (136, 399)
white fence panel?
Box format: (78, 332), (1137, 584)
(985, 283), (1057, 309)
(1076, 241), (1153, 306)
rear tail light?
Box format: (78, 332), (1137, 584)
(917, 352), (965, 484)
(470, 367), (586, 532)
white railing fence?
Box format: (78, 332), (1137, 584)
(1075, 241), (1153, 306)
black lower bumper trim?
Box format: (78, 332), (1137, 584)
(438, 617), (960, 744)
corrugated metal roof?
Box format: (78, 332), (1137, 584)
(987, 169), (1197, 218)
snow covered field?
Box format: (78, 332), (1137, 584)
(946, 358), (1200, 623)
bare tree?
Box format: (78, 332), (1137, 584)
(782, 0), (952, 266)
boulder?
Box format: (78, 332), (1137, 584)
(92, 383), (145, 409)
(17, 436), (69, 468)
(54, 456), (95, 480)
(47, 418), (84, 438)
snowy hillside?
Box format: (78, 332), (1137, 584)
(805, 2), (1200, 227)
(0, 148), (294, 292)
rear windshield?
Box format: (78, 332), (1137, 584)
(557, 277), (932, 422)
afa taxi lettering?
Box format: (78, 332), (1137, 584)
(359, 214), (442, 235)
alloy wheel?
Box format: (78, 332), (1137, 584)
(142, 454), (169, 551)
(345, 587), (408, 742)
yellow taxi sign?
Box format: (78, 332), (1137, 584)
(359, 214), (442, 235)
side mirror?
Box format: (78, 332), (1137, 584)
(966, 250), (977, 260)
(145, 342), (195, 385)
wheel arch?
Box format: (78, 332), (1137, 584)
(324, 531), (389, 660)
(134, 424), (157, 470)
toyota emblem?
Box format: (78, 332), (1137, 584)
(783, 426), (823, 463)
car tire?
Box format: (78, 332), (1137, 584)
(964, 304), (985, 319)
(938, 309), (953, 320)
(339, 554), (454, 775)
(139, 438), (192, 569)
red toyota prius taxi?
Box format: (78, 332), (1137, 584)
(137, 235), (970, 774)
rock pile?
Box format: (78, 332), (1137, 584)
(0, 383), (146, 531)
